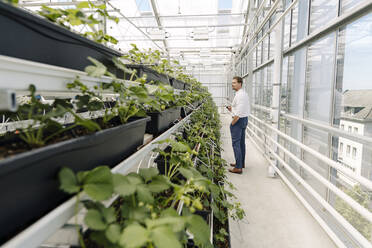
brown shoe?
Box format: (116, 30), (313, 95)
(229, 168), (242, 174)
(230, 163), (245, 168)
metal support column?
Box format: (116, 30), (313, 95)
(271, 7), (284, 168)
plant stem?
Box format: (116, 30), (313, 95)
(75, 193), (86, 248)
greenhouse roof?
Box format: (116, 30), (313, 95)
(20, 0), (249, 74)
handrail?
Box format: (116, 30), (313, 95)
(247, 120), (372, 225)
(246, 125), (351, 248)
(281, 112), (372, 146)
(249, 114), (372, 191)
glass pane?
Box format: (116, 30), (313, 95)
(291, 0), (309, 44)
(288, 48), (306, 116)
(266, 64), (273, 107)
(305, 33), (336, 123)
(331, 12), (372, 241)
(309, 0), (338, 33)
(286, 119), (302, 174)
(303, 126), (330, 199)
(257, 41), (262, 66)
(333, 12), (372, 180)
(253, 47), (257, 68)
(261, 68), (266, 106)
(281, 56), (289, 112)
(263, 36), (269, 63)
(269, 31), (275, 59)
(341, 0), (365, 14)
(283, 12), (291, 50)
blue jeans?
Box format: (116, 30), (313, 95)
(230, 117), (248, 169)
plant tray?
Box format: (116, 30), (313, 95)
(0, 2), (122, 74)
(146, 107), (180, 135)
(124, 64), (170, 85)
(0, 117), (149, 244)
(170, 78), (185, 90)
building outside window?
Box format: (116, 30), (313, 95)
(347, 145), (351, 156)
(348, 126), (352, 132)
(352, 147), (357, 159)
(354, 127), (358, 133)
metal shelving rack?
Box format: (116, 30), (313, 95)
(0, 52), (199, 248)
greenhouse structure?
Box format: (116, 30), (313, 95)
(0, 0), (372, 247)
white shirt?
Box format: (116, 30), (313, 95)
(231, 88), (250, 118)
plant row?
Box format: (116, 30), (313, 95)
(58, 98), (245, 248)
(0, 53), (207, 245)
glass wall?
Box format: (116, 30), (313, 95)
(309, 0), (338, 33)
(240, 0), (372, 245)
(304, 33), (336, 124)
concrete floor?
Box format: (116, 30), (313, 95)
(220, 114), (337, 248)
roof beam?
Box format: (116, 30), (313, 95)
(238, 0), (251, 51)
(19, 1), (103, 7)
(102, 0), (168, 55)
(125, 12), (246, 19)
(149, 0), (169, 54)
(136, 23), (248, 29)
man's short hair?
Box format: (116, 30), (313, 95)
(233, 76), (243, 85)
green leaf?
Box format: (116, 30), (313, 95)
(151, 226), (182, 248)
(83, 166), (113, 201)
(85, 57), (107, 77)
(102, 207), (116, 224)
(178, 167), (193, 180)
(59, 167), (80, 194)
(139, 167), (159, 182)
(120, 224), (148, 248)
(113, 174), (136, 197)
(85, 209), (107, 231)
(170, 141), (190, 153)
(187, 215), (212, 248)
(126, 173), (143, 185)
(136, 185), (154, 204)
(77, 1), (90, 8)
(148, 176), (169, 193)
(106, 224), (121, 243)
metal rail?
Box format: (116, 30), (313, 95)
(246, 119), (371, 248)
(246, 125), (349, 248)
(249, 114), (372, 192)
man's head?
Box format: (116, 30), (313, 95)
(232, 76), (243, 91)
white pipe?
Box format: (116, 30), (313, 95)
(246, 125), (371, 248)
(247, 120), (372, 233)
(249, 114), (372, 192)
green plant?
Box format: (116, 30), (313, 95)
(17, 84), (100, 148)
(335, 185), (372, 240)
(38, 1), (119, 45)
(59, 166), (213, 248)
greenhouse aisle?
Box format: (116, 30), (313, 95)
(220, 114), (336, 248)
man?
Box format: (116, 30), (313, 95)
(227, 76), (250, 174)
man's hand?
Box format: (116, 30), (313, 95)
(231, 115), (239, 126)
(227, 106), (232, 112)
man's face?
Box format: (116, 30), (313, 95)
(232, 79), (241, 91)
